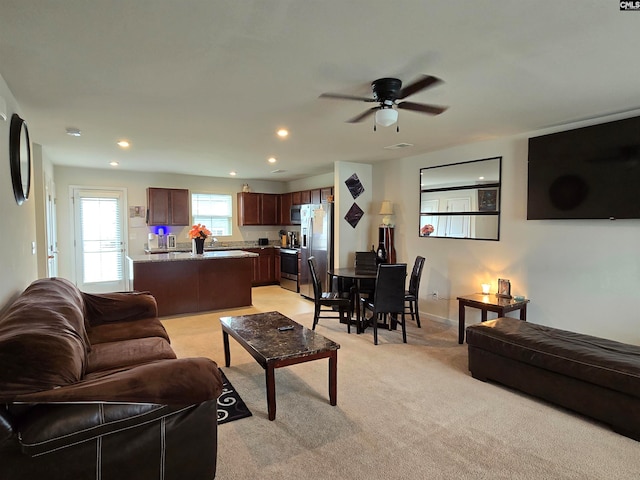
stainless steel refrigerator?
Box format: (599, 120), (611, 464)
(299, 203), (333, 299)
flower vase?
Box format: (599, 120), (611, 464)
(192, 237), (205, 255)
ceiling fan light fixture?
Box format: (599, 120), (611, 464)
(375, 108), (398, 127)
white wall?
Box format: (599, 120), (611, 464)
(374, 116), (640, 344)
(334, 161), (373, 268)
(0, 74), (38, 312)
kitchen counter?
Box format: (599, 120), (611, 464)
(144, 243), (282, 254)
(129, 250), (258, 263)
(128, 251), (255, 317)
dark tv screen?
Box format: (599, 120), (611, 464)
(527, 115), (640, 220)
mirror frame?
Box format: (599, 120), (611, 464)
(419, 156), (502, 241)
(9, 113), (32, 206)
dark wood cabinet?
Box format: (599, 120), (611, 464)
(261, 194), (278, 225)
(279, 193), (292, 225)
(245, 247), (276, 286)
(237, 192), (279, 226)
(131, 257), (252, 316)
(320, 187), (333, 203)
(147, 187), (190, 226)
(290, 187), (332, 207)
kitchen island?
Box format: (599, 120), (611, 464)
(128, 250), (258, 317)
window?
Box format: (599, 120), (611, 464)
(192, 193), (233, 236)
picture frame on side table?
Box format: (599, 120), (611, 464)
(497, 278), (512, 299)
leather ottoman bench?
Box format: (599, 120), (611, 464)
(466, 317), (640, 441)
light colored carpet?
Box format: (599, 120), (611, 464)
(162, 286), (640, 480)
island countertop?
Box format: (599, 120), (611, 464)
(127, 250), (258, 263)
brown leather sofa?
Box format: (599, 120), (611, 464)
(466, 317), (640, 441)
(0, 277), (223, 480)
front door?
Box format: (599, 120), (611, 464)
(72, 187), (128, 292)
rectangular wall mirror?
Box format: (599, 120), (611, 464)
(419, 156), (502, 240)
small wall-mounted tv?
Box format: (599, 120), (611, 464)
(527, 115), (640, 220)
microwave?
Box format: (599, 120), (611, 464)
(290, 205), (301, 225)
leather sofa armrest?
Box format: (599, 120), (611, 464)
(82, 291), (158, 326)
(13, 358), (223, 406)
(0, 407), (15, 447)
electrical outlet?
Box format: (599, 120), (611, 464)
(432, 290), (438, 300)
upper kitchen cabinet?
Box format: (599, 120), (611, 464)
(320, 187), (333, 203)
(279, 193), (293, 225)
(147, 187), (190, 226)
(237, 192), (278, 226)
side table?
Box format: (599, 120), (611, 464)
(457, 293), (530, 344)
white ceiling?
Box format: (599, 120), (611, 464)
(1, 1), (639, 182)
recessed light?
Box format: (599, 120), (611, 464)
(276, 128), (289, 138)
(479, 176), (485, 180)
(66, 127), (82, 137)
(268, 157), (277, 164)
(117, 140), (130, 148)
(230, 171), (237, 176)
(110, 161), (119, 167)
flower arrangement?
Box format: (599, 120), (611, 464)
(421, 224), (434, 236)
(188, 223), (211, 240)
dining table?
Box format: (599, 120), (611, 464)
(327, 267), (378, 333)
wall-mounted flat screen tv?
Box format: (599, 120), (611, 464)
(527, 115), (640, 220)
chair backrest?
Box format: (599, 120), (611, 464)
(373, 263), (407, 314)
(408, 256), (426, 295)
(355, 251), (377, 274)
(308, 256), (322, 300)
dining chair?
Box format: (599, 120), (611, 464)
(354, 251), (377, 299)
(404, 256), (425, 328)
(360, 263), (407, 345)
(308, 257), (354, 333)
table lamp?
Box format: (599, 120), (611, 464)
(379, 201), (394, 226)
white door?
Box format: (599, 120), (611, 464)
(446, 197), (471, 238)
(45, 175), (58, 277)
(72, 187), (128, 293)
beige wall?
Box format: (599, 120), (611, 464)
(374, 113), (640, 344)
(0, 74), (38, 313)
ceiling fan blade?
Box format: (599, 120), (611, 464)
(397, 75), (442, 99)
(347, 107), (378, 123)
(319, 93), (377, 102)
(397, 101), (448, 115)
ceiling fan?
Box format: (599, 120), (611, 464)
(319, 75), (448, 130)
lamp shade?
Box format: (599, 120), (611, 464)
(379, 201), (394, 215)
(379, 200), (394, 226)
(375, 108), (398, 127)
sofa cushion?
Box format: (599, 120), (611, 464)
(0, 278), (90, 399)
(466, 317), (640, 398)
(87, 337), (176, 373)
(88, 317), (170, 345)
(82, 291), (158, 326)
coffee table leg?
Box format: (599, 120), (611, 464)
(458, 303), (466, 344)
(223, 331), (231, 367)
(266, 365), (276, 421)
(329, 351), (337, 406)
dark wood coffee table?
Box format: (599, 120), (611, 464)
(220, 311), (340, 421)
